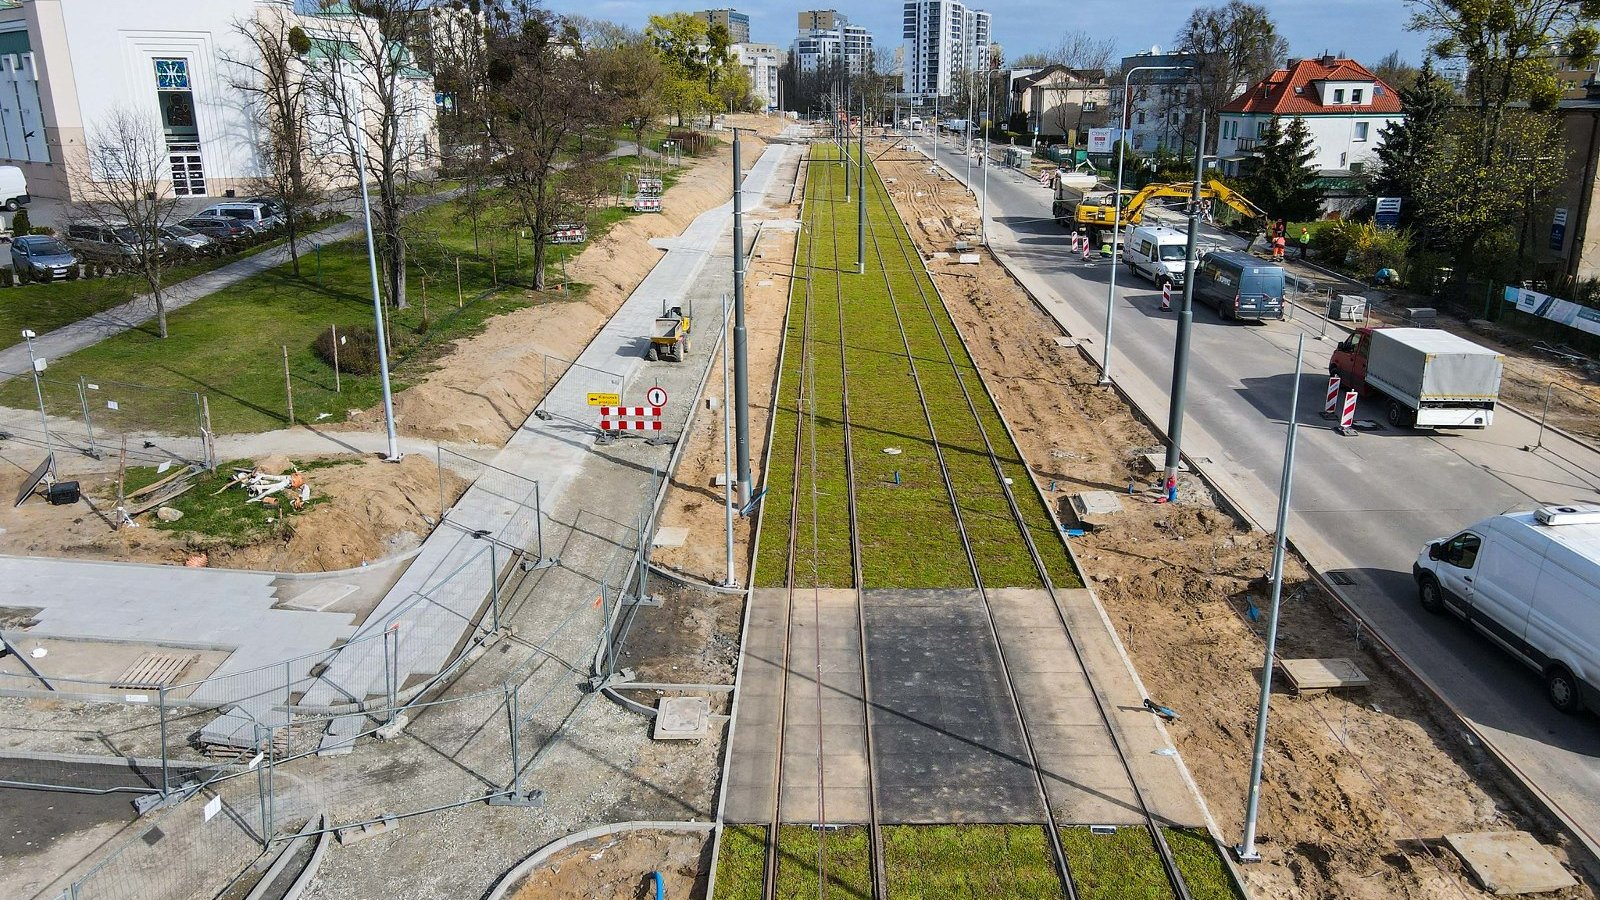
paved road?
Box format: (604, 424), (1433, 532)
(909, 134), (1600, 859)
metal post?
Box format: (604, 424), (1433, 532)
(158, 686), (170, 800)
(981, 69), (990, 245)
(1237, 333), (1305, 862)
(21, 330), (51, 457)
(723, 292), (736, 586)
(348, 91), (402, 463)
(506, 683), (522, 795)
(384, 623), (398, 719)
(1163, 114), (1206, 489)
(330, 324), (341, 394)
(858, 98), (867, 275)
(732, 129), (752, 505)
(201, 395), (215, 471)
(489, 542), (501, 633)
(282, 345), (294, 424)
(76, 376), (97, 458)
(1101, 64), (1190, 383)
(456, 256), (463, 308)
(254, 725), (271, 849)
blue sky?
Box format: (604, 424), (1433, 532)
(549, 0), (1432, 68)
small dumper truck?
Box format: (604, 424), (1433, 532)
(648, 303), (692, 362)
(1328, 326), (1503, 429)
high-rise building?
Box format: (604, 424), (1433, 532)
(694, 9), (750, 44)
(901, 0), (992, 101)
(792, 12), (874, 76)
(733, 42), (783, 110)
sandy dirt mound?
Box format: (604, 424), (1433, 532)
(508, 830), (710, 900)
(381, 117), (783, 447)
(874, 145), (1593, 900)
(0, 453), (464, 574)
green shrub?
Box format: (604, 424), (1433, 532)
(312, 324), (382, 375)
(30, 225), (54, 236)
(11, 208), (30, 234)
(1315, 221), (1411, 276)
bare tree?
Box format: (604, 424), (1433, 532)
(226, 10), (319, 276)
(305, 0), (436, 310)
(1044, 30), (1116, 73)
(1175, 0), (1288, 150)
(485, 2), (614, 290)
(72, 110), (181, 338)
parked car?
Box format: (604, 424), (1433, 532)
(64, 223), (161, 260)
(158, 223), (217, 256)
(243, 196), (285, 220)
(1414, 504), (1600, 714)
(195, 202), (280, 232)
(179, 216), (253, 245)
(10, 234), (79, 281)
(0, 165), (30, 211)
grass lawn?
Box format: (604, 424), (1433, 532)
(714, 825), (767, 900)
(882, 824), (1062, 899)
(114, 457), (350, 549)
(0, 164), (672, 433)
(1161, 828), (1242, 900)
(0, 218), (345, 354)
(1058, 826), (1174, 900)
(756, 143), (1081, 591)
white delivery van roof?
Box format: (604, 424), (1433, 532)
(1132, 225), (1187, 241)
(1499, 506), (1600, 563)
(1377, 328), (1501, 358)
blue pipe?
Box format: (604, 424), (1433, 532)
(652, 871), (664, 900)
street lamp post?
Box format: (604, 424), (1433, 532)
(1099, 63), (1192, 384)
(980, 67), (990, 245)
(20, 329), (50, 459)
(1163, 113), (1207, 492)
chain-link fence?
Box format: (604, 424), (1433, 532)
(0, 370), (212, 469)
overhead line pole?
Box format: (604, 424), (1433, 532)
(859, 97), (867, 275)
(1163, 112), (1206, 490)
(732, 128), (752, 506)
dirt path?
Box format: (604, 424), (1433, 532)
(874, 144), (1594, 900)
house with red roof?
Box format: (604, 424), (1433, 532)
(1216, 55), (1404, 182)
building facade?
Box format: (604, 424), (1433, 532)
(734, 42), (782, 110)
(900, 0), (991, 101)
(1107, 49), (1211, 154)
(792, 13), (872, 76)
(694, 9), (749, 45)
(0, 0), (435, 201)
(1216, 56), (1404, 177)
(1009, 65), (1110, 144)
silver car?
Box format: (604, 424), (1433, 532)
(10, 234), (79, 281)
(158, 223), (216, 256)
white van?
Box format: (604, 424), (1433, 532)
(1124, 225), (1189, 288)
(1414, 504), (1600, 713)
(0, 165), (30, 210)
(195, 202), (280, 232)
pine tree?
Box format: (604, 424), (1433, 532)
(1372, 60), (1454, 225)
(1249, 116), (1323, 222)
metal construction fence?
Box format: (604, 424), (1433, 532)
(0, 369), (213, 469)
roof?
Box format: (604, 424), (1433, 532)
(1222, 57), (1403, 116)
(1375, 327), (1501, 357)
(1500, 509), (1600, 566)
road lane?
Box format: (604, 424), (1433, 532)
(903, 133), (1600, 858)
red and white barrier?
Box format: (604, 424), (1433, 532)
(1160, 282), (1172, 310)
(632, 197), (662, 213)
(1324, 375), (1341, 417)
(600, 406), (663, 431)
(1339, 390), (1358, 434)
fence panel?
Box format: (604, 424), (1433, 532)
(0, 370), (210, 468)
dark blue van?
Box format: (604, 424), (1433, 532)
(1194, 251), (1285, 322)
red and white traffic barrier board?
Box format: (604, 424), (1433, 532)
(633, 197), (662, 213)
(600, 406), (663, 431)
(1324, 375), (1341, 417)
(1339, 390), (1358, 435)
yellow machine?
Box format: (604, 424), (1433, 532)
(648, 303), (692, 362)
(1053, 179), (1266, 245)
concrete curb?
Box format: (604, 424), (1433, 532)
(483, 820), (716, 900)
(280, 812), (332, 900)
(243, 812), (325, 900)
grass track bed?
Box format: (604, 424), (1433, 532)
(883, 824), (1062, 898)
(1058, 826), (1174, 900)
(1162, 828), (1242, 900)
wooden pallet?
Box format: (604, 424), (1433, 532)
(111, 652), (195, 689)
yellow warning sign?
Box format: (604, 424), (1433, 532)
(586, 392), (620, 407)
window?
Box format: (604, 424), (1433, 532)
(1440, 533), (1481, 569)
(1257, 121), (1267, 137)
(1352, 88), (1364, 103)
(154, 58), (189, 90)
(1354, 121), (1369, 141)
(1333, 88), (1344, 103)
(1136, 111), (1146, 125)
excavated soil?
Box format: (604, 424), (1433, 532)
(874, 144), (1594, 900)
(507, 830), (710, 900)
(0, 453), (464, 573)
(382, 115), (791, 447)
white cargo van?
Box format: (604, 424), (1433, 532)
(0, 165), (30, 210)
(1414, 504), (1600, 713)
(1124, 225), (1189, 288)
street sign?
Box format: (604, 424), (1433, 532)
(587, 392), (620, 407)
(1375, 197), (1402, 229)
(645, 385), (668, 407)
(1551, 208), (1568, 251)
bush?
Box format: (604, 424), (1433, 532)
(667, 129), (712, 156)
(11, 208), (30, 234)
(0, 268), (12, 287)
(30, 225), (54, 236)
(312, 324), (382, 375)
(1314, 221), (1411, 277)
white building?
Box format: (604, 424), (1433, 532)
(734, 42), (782, 110)
(901, 0), (991, 101)
(0, 0), (435, 201)
(792, 15), (873, 76)
(1107, 48), (1215, 154)
(1216, 56), (1404, 177)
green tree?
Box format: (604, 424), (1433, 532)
(646, 13), (723, 126)
(1372, 60), (1455, 226)
(1175, 1), (1288, 151)
(1248, 117), (1323, 222)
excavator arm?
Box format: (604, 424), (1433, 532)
(1118, 179), (1268, 224)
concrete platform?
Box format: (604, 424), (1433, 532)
(1279, 657), (1370, 694)
(1445, 831), (1578, 895)
(863, 589), (1043, 824)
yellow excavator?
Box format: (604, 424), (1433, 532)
(1052, 178), (1266, 247)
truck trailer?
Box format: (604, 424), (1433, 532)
(1328, 327), (1502, 429)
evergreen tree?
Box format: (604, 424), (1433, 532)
(1372, 60), (1454, 226)
(1249, 116), (1323, 222)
